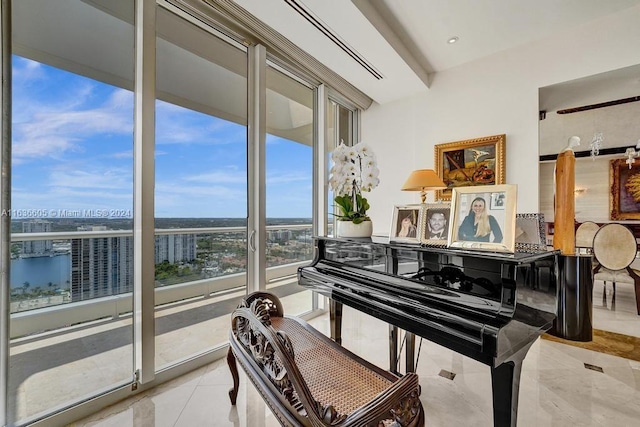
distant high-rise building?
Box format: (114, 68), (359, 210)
(71, 226), (134, 301)
(268, 229), (292, 242)
(22, 220), (53, 256)
(155, 234), (196, 264)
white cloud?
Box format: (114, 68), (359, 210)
(112, 150), (133, 159)
(155, 100), (245, 146)
(183, 169), (246, 184)
(154, 181), (247, 217)
(267, 171), (310, 185)
(12, 186), (132, 212)
(13, 81), (133, 161)
(13, 57), (45, 85)
(48, 168), (132, 190)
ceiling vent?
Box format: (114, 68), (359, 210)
(283, 0), (383, 80)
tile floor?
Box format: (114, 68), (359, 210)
(72, 280), (640, 427)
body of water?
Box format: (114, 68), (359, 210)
(11, 254), (70, 290)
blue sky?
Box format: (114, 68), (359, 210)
(11, 56), (312, 218)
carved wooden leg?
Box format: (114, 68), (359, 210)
(227, 347), (239, 405)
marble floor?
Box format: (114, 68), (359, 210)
(72, 279), (640, 427)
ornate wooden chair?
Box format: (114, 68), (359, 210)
(227, 291), (424, 426)
(593, 224), (640, 314)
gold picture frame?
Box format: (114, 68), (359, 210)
(419, 203), (451, 245)
(447, 184), (517, 253)
(434, 134), (506, 201)
(610, 158), (640, 220)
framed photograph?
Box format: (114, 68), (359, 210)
(419, 203), (451, 245)
(447, 184), (517, 253)
(434, 134), (506, 201)
(610, 158), (640, 220)
(515, 213), (547, 252)
(490, 192), (506, 210)
(390, 204), (423, 244)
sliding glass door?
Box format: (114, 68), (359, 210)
(9, 0), (135, 423)
(0, 0), (353, 423)
(265, 65), (315, 315)
(153, 6), (248, 370)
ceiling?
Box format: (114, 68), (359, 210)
(234, 0), (640, 105)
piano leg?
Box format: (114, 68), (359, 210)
(490, 341), (533, 427)
(491, 359), (522, 427)
(405, 332), (416, 373)
(329, 299), (343, 345)
(389, 325), (399, 374)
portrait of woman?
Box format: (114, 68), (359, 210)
(457, 196), (503, 243)
(397, 211), (417, 238)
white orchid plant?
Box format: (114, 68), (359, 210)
(329, 141), (380, 223)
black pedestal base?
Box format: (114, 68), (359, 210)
(550, 254), (593, 341)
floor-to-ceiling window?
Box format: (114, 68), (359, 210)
(265, 64), (315, 315)
(327, 98), (357, 235)
(0, 0), (359, 424)
(9, 0), (135, 423)
(153, 6), (248, 369)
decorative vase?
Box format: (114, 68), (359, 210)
(336, 220), (373, 238)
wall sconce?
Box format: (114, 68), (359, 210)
(574, 188), (586, 197)
(625, 140), (640, 169)
(401, 169), (446, 204)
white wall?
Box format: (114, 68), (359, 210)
(361, 5), (640, 235)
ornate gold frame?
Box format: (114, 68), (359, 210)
(610, 158), (640, 220)
(434, 134), (506, 201)
(419, 202), (451, 245)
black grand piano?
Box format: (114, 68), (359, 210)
(298, 236), (559, 427)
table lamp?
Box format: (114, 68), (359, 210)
(401, 169), (446, 203)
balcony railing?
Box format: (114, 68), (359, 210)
(9, 224), (314, 339)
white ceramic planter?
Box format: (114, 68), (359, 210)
(336, 220), (373, 238)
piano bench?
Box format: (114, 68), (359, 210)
(227, 291), (424, 426)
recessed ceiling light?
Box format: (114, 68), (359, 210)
(447, 37), (459, 44)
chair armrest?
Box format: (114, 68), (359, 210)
(342, 372), (422, 426)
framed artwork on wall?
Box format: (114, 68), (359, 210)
(434, 134), (506, 201)
(610, 158), (640, 220)
(447, 184), (517, 253)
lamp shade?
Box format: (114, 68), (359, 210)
(401, 169), (446, 191)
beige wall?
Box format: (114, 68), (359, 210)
(538, 97), (640, 224)
(360, 5), (640, 235)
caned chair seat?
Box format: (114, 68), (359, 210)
(227, 292), (425, 426)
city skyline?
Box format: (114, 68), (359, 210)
(12, 55), (313, 219)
